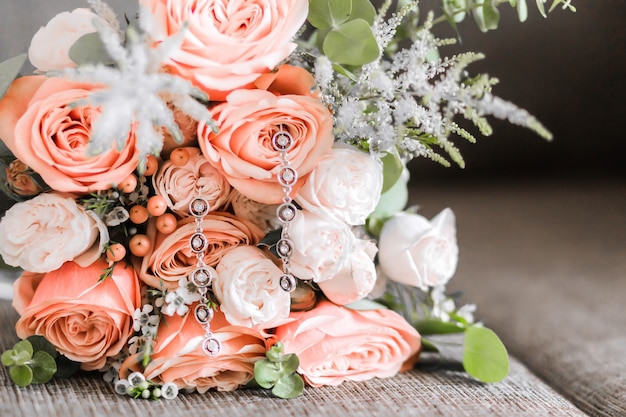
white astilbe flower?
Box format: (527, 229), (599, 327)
(62, 7), (216, 171)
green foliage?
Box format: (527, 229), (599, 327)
(69, 32), (114, 67)
(415, 319), (466, 335)
(463, 325), (509, 383)
(254, 342), (304, 399)
(2, 337), (58, 387)
(0, 53), (27, 99)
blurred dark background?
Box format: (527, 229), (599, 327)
(409, 1), (626, 181)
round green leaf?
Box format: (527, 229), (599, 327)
(10, 364), (33, 387)
(271, 373), (304, 399)
(1, 350), (15, 366)
(68, 32), (113, 66)
(463, 326), (509, 383)
(12, 340), (34, 365)
(0, 53), (27, 99)
(308, 0), (352, 29)
(27, 336), (58, 358)
(30, 351), (57, 384)
(280, 353), (300, 375)
(254, 360), (280, 389)
(323, 19), (379, 66)
(348, 0), (376, 24)
(380, 152), (404, 193)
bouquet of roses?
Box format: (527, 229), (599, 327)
(0, 0), (573, 400)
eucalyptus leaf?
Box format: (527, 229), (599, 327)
(1, 350), (15, 366)
(348, 0), (376, 24)
(380, 152), (404, 193)
(10, 364), (33, 387)
(68, 32), (113, 66)
(463, 326), (509, 383)
(415, 319), (466, 335)
(344, 298), (388, 311)
(27, 336), (58, 359)
(420, 338), (440, 353)
(323, 19), (379, 66)
(271, 373), (304, 399)
(13, 340), (34, 361)
(308, 0), (352, 29)
(0, 53), (27, 99)
(280, 353), (300, 375)
(253, 360), (280, 389)
(30, 351), (57, 384)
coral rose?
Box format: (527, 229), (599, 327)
(296, 146), (384, 225)
(378, 208), (459, 289)
(0, 76), (140, 194)
(137, 213), (264, 290)
(214, 246), (290, 330)
(0, 192), (108, 273)
(14, 260), (141, 371)
(133, 307), (268, 392)
(153, 147), (231, 217)
(28, 8), (103, 72)
(275, 301), (421, 387)
(198, 89), (334, 204)
(140, 0), (308, 100)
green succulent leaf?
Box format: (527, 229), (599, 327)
(10, 364), (33, 387)
(0, 53), (27, 99)
(272, 373), (304, 399)
(463, 325), (510, 383)
(323, 19), (379, 66)
(415, 319), (467, 335)
(308, 0), (352, 29)
(30, 351), (57, 384)
(68, 32), (113, 66)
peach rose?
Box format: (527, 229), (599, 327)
(14, 260), (141, 371)
(28, 8), (103, 72)
(214, 246), (290, 330)
(296, 146), (384, 226)
(135, 307), (268, 392)
(0, 192), (109, 273)
(275, 301), (422, 387)
(317, 239), (378, 306)
(161, 106), (199, 157)
(153, 147), (231, 217)
(137, 213), (264, 290)
(0, 76), (140, 194)
(198, 89), (334, 204)
(378, 208), (459, 289)
(140, 0), (308, 100)
(254, 64), (319, 98)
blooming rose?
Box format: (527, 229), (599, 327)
(378, 208), (459, 289)
(14, 260), (141, 371)
(275, 301), (421, 387)
(161, 106), (199, 157)
(127, 307), (268, 392)
(153, 147), (231, 217)
(140, 0), (308, 100)
(137, 213), (264, 290)
(198, 89), (334, 204)
(296, 146), (383, 225)
(214, 246), (290, 330)
(254, 64), (319, 98)
(289, 210), (356, 283)
(0, 76), (140, 193)
(317, 239), (378, 305)
(28, 8), (102, 72)
(0, 192), (108, 273)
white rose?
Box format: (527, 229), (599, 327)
(28, 8), (103, 72)
(318, 239), (378, 305)
(378, 208), (458, 289)
(214, 246), (290, 330)
(289, 210), (355, 283)
(0, 192), (109, 273)
(296, 146), (383, 225)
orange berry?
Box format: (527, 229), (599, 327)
(129, 234), (152, 257)
(144, 155), (159, 176)
(155, 213), (177, 234)
(105, 243), (126, 263)
(147, 195), (168, 217)
(169, 148), (190, 166)
(129, 205), (149, 224)
(119, 174), (137, 193)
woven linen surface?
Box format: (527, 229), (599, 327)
(413, 178), (626, 417)
(0, 300), (586, 417)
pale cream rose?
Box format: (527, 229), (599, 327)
(153, 147), (231, 217)
(140, 0), (309, 100)
(275, 300), (422, 387)
(214, 246), (290, 330)
(296, 146), (383, 225)
(289, 210), (355, 283)
(318, 239), (378, 305)
(28, 8), (103, 72)
(378, 208), (459, 289)
(137, 213), (264, 290)
(0, 192), (108, 273)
